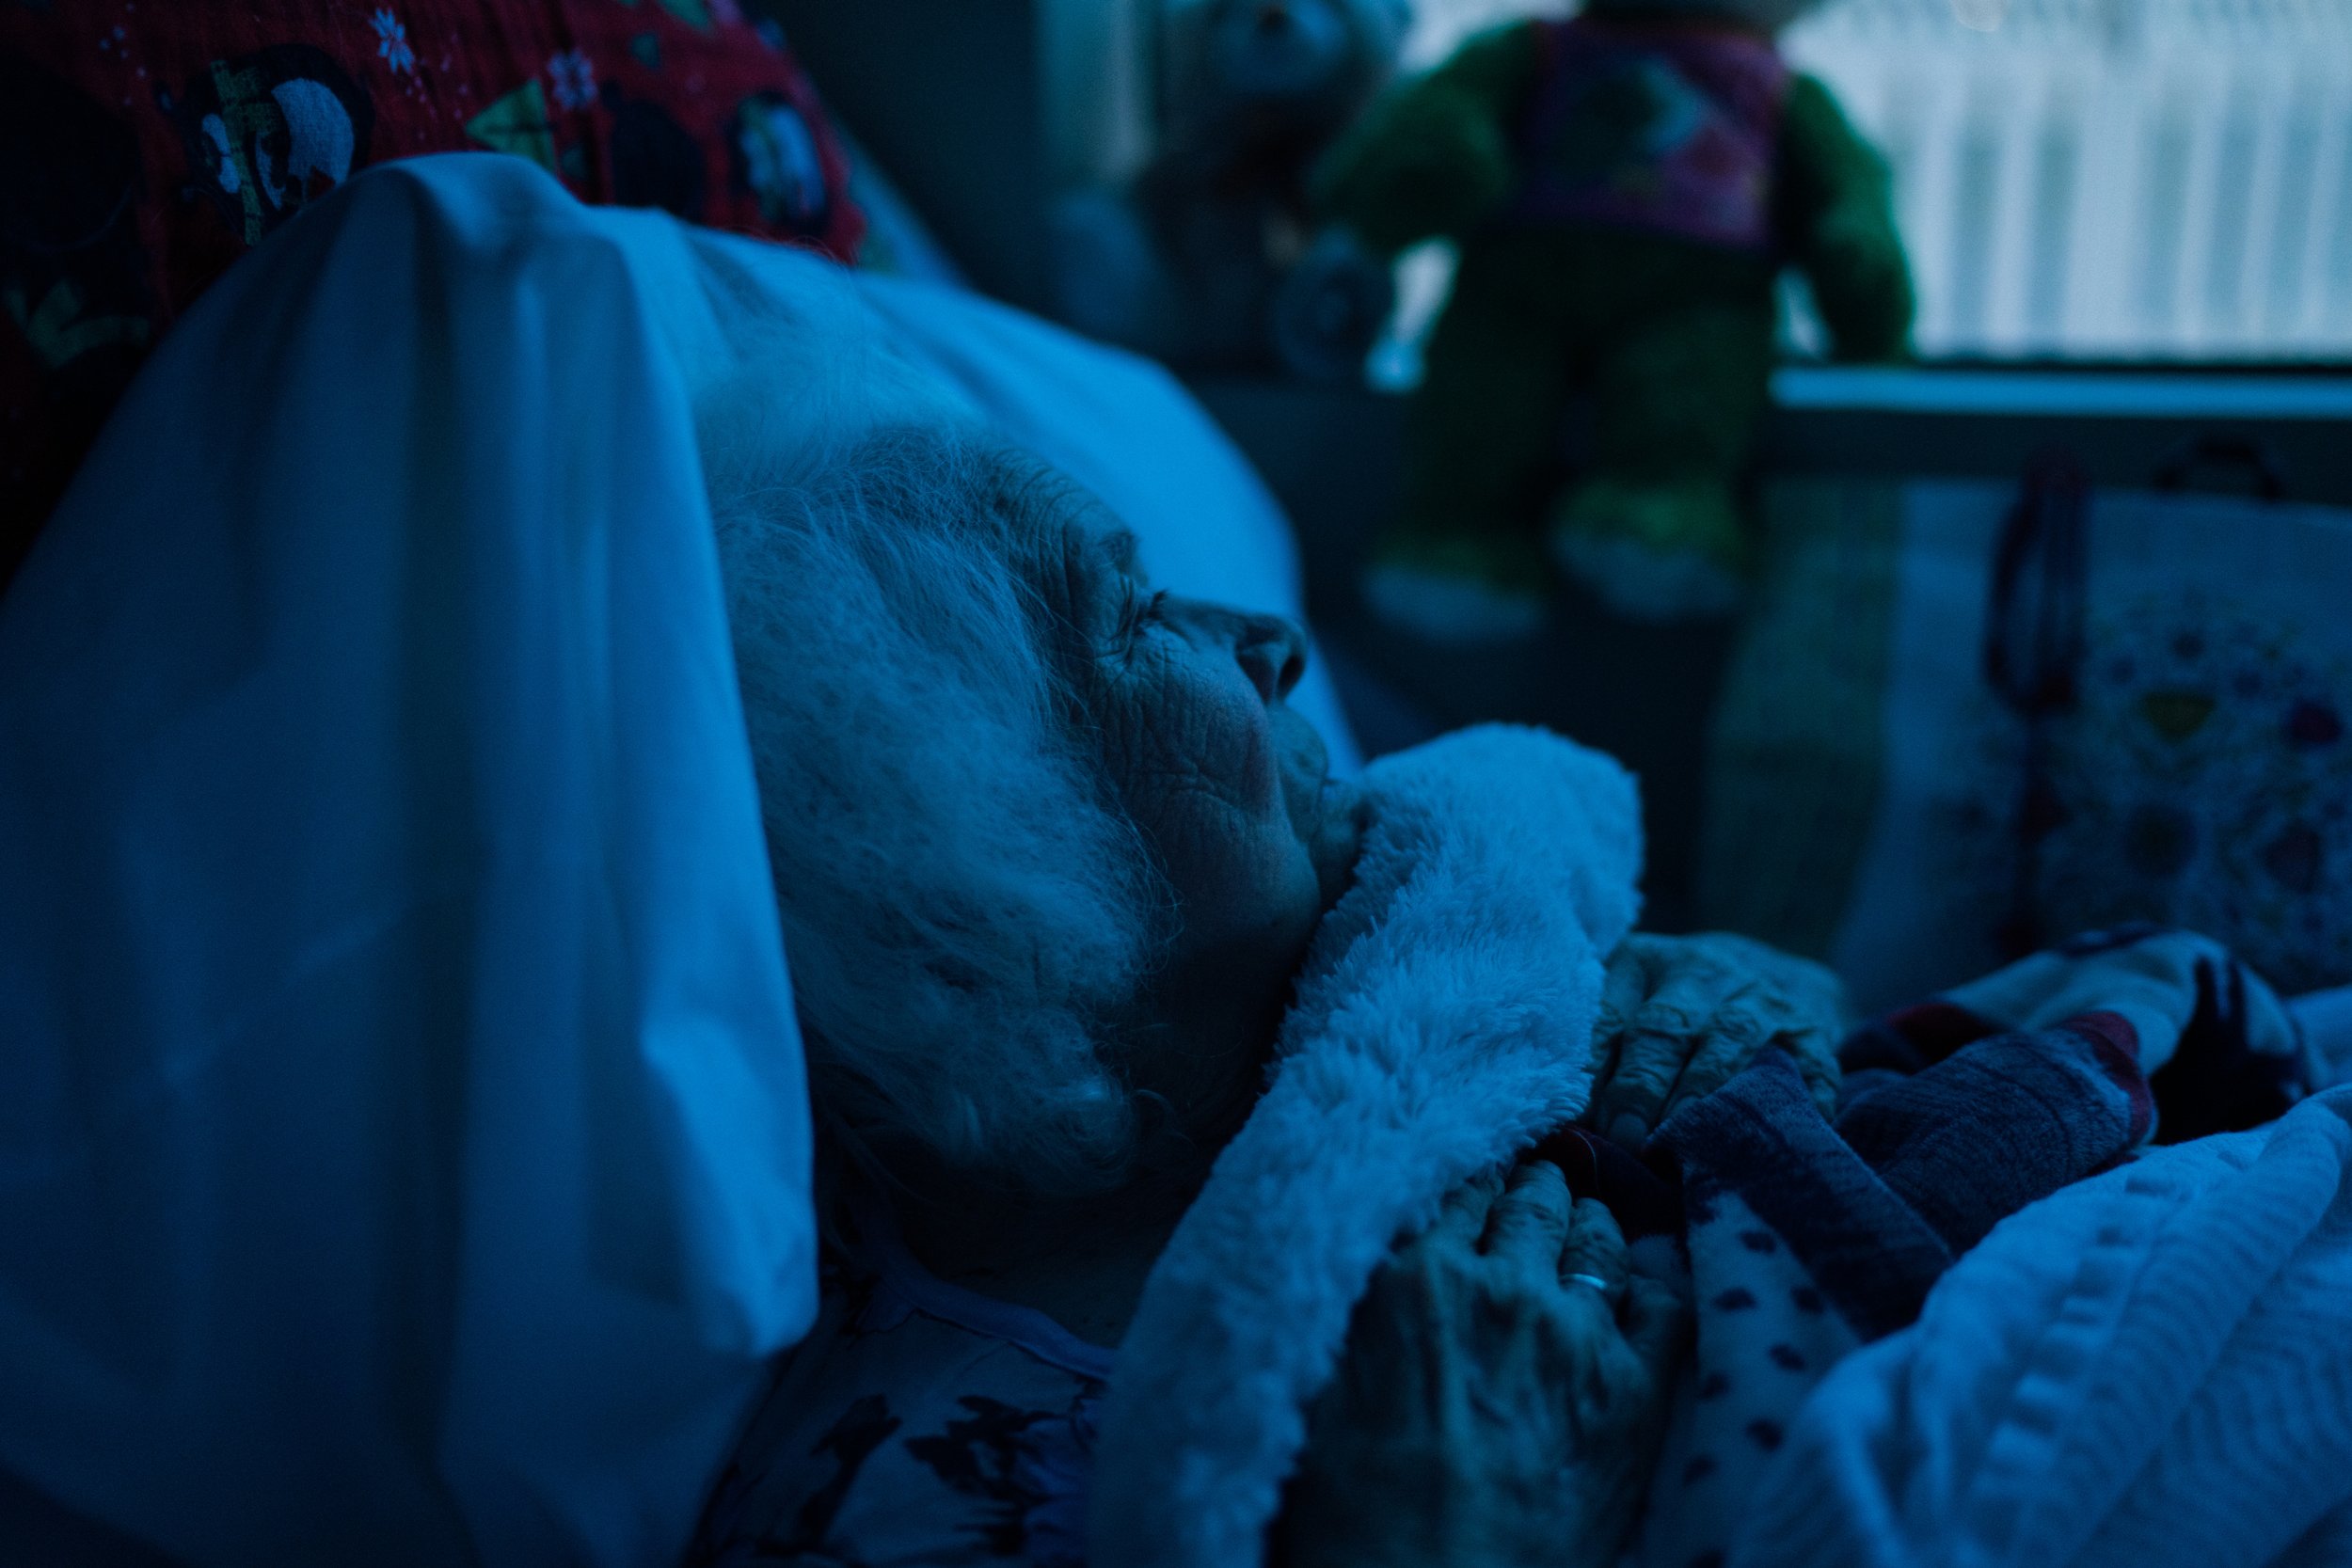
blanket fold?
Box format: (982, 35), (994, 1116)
(1087, 724), (1643, 1568)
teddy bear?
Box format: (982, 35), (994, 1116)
(1052, 0), (1410, 380)
(1311, 0), (1914, 636)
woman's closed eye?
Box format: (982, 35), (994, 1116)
(1118, 587), (1170, 655)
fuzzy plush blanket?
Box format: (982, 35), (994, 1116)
(1085, 724), (1644, 1568)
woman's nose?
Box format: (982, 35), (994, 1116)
(1233, 610), (1308, 705)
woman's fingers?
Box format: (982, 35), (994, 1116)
(1594, 934), (1858, 1146)
(1555, 1196), (1629, 1312)
(1787, 1027), (1845, 1118)
(1620, 1267), (1693, 1373)
(1654, 1008), (1772, 1124)
(1589, 1028), (1684, 1148)
(1649, 1016), (1847, 1130)
(1601, 964), (1757, 1146)
(1586, 942), (1654, 1130)
(1429, 1165), (1506, 1249)
(1584, 1027), (1629, 1116)
(1597, 938), (1661, 1039)
(1484, 1160), (1573, 1265)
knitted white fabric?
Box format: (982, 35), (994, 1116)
(1087, 724), (1644, 1568)
(1731, 1085), (2352, 1568)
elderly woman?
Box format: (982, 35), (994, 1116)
(676, 407), (1745, 1566)
(675, 375), (2321, 1568)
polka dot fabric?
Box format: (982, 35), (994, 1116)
(1, 0), (865, 586)
(1640, 1185), (1863, 1568)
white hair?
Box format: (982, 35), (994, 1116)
(694, 332), (1165, 1199)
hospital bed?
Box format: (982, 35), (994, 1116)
(4, 35), (2351, 1567)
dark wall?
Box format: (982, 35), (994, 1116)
(758, 0), (1053, 314)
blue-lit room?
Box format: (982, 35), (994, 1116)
(4, 2), (2350, 1564)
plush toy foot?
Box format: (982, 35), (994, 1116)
(1361, 533), (1546, 646)
(1549, 476), (1747, 624)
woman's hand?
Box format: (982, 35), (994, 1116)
(1586, 932), (1850, 1148)
(1277, 1163), (1692, 1568)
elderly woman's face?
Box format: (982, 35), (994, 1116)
(1025, 467), (1361, 1086)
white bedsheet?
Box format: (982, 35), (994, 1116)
(0, 158), (821, 1567)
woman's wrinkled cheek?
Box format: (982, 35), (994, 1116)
(1102, 668), (1276, 902)
(1195, 671), (1279, 814)
(1234, 711), (1279, 815)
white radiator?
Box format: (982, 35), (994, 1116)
(1390, 0), (2352, 360)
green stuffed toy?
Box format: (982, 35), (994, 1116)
(1312, 0), (1913, 636)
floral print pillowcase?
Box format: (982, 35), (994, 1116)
(1, 0), (866, 586)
